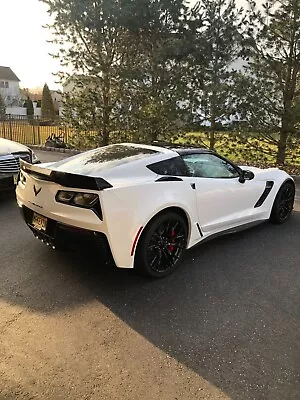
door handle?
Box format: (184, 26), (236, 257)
(191, 183), (196, 190)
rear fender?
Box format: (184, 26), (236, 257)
(101, 181), (199, 268)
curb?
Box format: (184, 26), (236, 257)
(29, 145), (81, 155)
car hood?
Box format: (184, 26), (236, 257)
(0, 138), (30, 155)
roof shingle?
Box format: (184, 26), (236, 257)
(0, 66), (20, 82)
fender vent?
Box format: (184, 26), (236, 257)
(254, 181), (274, 208)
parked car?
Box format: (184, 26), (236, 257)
(16, 143), (295, 277)
(0, 138), (40, 192)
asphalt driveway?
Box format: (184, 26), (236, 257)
(0, 151), (299, 400)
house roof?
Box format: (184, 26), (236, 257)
(0, 66), (20, 82)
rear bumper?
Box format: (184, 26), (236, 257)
(20, 205), (113, 258)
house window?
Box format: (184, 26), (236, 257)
(0, 82), (4, 88)
(5, 82), (9, 88)
(7, 95), (11, 102)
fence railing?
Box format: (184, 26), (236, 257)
(0, 115), (72, 146)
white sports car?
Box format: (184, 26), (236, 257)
(16, 143), (295, 277)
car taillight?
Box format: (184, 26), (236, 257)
(55, 190), (102, 219)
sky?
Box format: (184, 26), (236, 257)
(0, 0), (260, 90)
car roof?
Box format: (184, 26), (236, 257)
(44, 143), (218, 185)
(150, 141), (214, 156)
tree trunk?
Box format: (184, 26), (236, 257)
(150, 127), (158, 143)
(277, 128), (288, 164)
(102, 74), (110, 146)
(210, 108), (216, 150)
(277, 100), (292, 164)
(102, 107), (110, 146)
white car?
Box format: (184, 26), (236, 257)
(16, 143), (295, 277)
(0, 138), (39, 192)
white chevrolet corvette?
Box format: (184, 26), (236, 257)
(16, 143), (295, 277)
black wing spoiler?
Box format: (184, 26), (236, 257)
(20, 160), (112, 191)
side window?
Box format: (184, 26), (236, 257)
(182, 154), (240, 179)
(147, 156), (188, 176)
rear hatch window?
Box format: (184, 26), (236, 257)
(50, 145), (158, 175)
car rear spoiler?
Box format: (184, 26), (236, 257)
(20, 160), (112, 191)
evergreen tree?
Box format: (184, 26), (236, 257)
(239, 0), (300, 164)
(189, 0), (242, 149)
(41, 0), (191, 145)
(41, 0), (140, 145)
(26, 97), (34, 120)
(41, 83), (56, 120)
(119, 0), (190, 142)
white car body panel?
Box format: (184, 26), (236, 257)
(16, 144), (293, 269)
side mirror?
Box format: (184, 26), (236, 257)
(239, 170), (255, 183)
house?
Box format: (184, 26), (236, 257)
(50, 90), (63, 110)
(63, 74), (90, 94)
(0, 66), (21, 106)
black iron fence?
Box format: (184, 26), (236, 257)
(0, 115), (72, 146)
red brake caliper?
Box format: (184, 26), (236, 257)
(168, 229), (175, 252)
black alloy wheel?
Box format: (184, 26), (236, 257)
(270, 181), (295, 224)
(135, 212), (188, 278)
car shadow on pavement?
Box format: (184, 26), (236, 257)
(66, 215), (300, 400)
(1, 194), (299, 400)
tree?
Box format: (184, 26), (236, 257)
(41, 0), (141, 145)
(188, 0), (242, 149)
(26, 97), (34, 120)
(118, 0), (191, 143)
(41, 83), (56, 120)
(0, 92), (5, 119)
(41, 0), (192, 145)
(240, 0), (300, 164)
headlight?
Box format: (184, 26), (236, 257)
(31, 151), (40, 164)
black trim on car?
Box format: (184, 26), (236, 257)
(174, 148), (214, 155)
(22, 165), (112, 191)
(155, 176), (183, 182)
(254, 181), (274, 208)
(196, 220), (266, 246)
(196, 223), (203, 237)
(147, 156), (189, 177)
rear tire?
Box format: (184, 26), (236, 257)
(270, 181), (295, 224)
(135, 211), (188, 278)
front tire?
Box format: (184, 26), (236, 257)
(135, 211), (188, 278)
(270, 181), (295, 224)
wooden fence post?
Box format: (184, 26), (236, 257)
(37, 118), (41, 145)
(8, 115), (13, 140)
(0, 117), (5, 138)
(32, 118), (36, 145)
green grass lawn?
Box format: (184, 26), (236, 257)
(178, 131), (300, 167)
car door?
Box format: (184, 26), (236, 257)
(181, 153), (266, 234)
